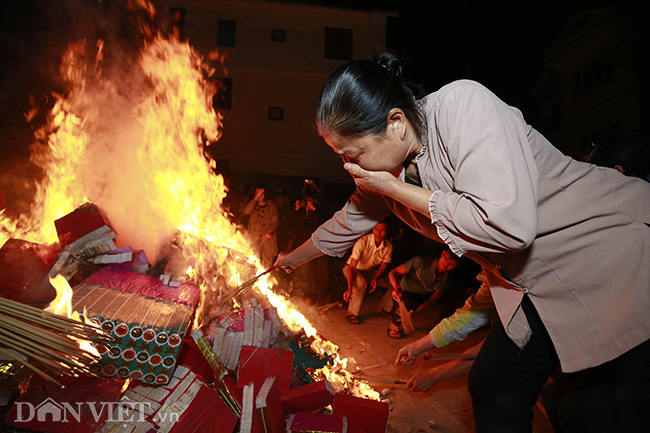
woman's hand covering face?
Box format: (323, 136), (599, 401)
(343, 162), (400, 195)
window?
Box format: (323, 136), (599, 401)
(575, 56), (615, 98)
(169, 8), (186, 40)
(213, 78), (233, 110)
(324, 27), (352, 60)
(268, 107), (284, 121)
(217, 19), (236, 47)
(271, 28), (286, 42)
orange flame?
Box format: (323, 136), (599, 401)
(1, 1), (379, 400)
(46, 274), (73, 318)
(47, 274), (100, 358)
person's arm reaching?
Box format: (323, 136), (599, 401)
(406, 341), (483, 392)
(389, 264), (408, 301)
(275, 237), (323, 272)
(397, 279), (494, 364)
(276, 186), (389, 272)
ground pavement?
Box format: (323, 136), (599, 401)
(292, 289), (554, 433)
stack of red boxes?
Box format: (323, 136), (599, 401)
(234, 346), (389, 433)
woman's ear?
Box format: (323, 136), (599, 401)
(386, 108), (407, 140)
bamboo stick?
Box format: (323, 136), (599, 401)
(355, 373), (407, 385)
(0, 326), (98, 365)
(0, 334), (92, 374)
(0, 298), (100, 328)
(0, 316), (98, 356)
(0, 305), (101, 334)
(0, 335), (80, 374)
(353, 361), (396, 375)
(219, 266), (276, 305)
(0, 347), (64, 387)
(0, 311), (110, 342)
(0, 301), (106, 339)
(0, 313), (111, 345)
(398, 300), (415, 335)
(317, 301), (342, 313)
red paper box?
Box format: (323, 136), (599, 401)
(54, 203), (114, 249)
(287, 413), (348, 433)
(332, 394), (389, 433)
(281, 380), (335, 413)
(6, 375), (125, 433)
(177, 336), (217, 383)
(256, 377), (287, 433)
(237, 346), (293, 393)
(112, 364), (239, 433)
(169, 383), (238, 433)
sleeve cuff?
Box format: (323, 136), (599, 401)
(429, 190), (465, 257)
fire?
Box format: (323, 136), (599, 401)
(46, 274), (73, 318)
(1, 1), (379, 400)
(47, 274), (101, 359)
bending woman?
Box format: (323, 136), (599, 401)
(276, 53), (650, 433)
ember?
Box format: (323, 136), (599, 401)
(0, 1), (383, 432)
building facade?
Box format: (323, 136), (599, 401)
(156, 0), (396, 187)
(535, 2), (648, 158)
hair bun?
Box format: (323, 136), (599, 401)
(376, 52), (402, 77)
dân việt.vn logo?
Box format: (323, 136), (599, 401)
(14, 397), (178, 424)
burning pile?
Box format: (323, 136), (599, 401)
(0, 2), (387, 433)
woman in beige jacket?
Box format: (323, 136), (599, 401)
(276, 53), (650, 432)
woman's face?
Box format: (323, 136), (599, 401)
(324, 130), (408, 173)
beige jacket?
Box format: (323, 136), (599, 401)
(313, 80), (650, 373)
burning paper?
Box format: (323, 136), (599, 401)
(0, 0), (379, 401)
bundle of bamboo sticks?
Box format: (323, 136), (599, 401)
(0, 297), (113, 387)
(398, 300), (415, 335)
(218, 266), (276, 306)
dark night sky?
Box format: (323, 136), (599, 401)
(385, 0), (605, 119)
(0, 0), (614, 161)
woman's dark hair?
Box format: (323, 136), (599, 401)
(316, 52), (424, 138)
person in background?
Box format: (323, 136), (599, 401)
(287, 190), (328, 304)
(277, 52), (650, 432)
(243, 183), (279, 268)
(399, 271), (495, 390)
(272, 187), (291, 253)
(378, 249), (459, 338)
(342, 219), (392, 324)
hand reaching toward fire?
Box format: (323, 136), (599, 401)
(274, 252), (295, 273)
(396, 334), (435, 366)
(274, 238), (325, 274)
(406, 367), (441, 392)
